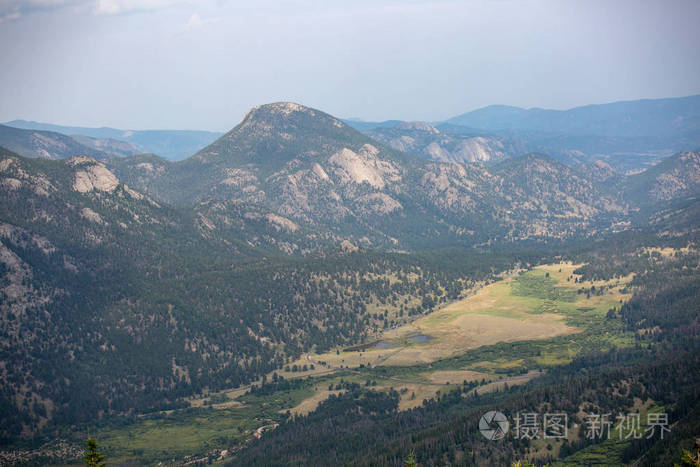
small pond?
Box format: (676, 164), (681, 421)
(373, 340), (397, 349)
(407, 333), (434, 344)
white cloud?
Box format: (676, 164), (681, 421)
(184, 12), (218, 30)
(94, 0), (193, 15)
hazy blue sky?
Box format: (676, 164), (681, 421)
(1, 0), (699, 131)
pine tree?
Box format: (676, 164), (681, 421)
(676, 440), (700, 467)
(84, 438), (106, 467)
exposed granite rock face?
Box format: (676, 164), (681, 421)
(103, 103), (700, 250)
(367, 122), (523, 164)
(69, 157), (120, 193)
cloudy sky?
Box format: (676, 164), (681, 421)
(1, 0), (699, 131)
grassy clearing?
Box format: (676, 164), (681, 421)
(95, 408), (256, 465)
(314, 262), (636, 408)
(285, 389), (345, 416)
(472, 371), (542, 395)
(90, 262), (637, 464)
(93, 379), (316, 465)
(283, 262), (635, 418)
(307, 262), (632, 375)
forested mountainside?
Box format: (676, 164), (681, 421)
(233, 244), (700, 466)
(0, 125), (113, 161)
(0, 144), (545, 442)
(0, 102), (699, 461)
(4, 120), (222, 161)
(623, 150), (700, 204)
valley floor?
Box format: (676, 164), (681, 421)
(85, 261), (638, 465)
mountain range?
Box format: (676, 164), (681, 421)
(5, 94), (699, 171)
(108, 102), (700, 249)
(446, 94), (700, 138)
(0, 99), (699, 452)
(3, 120), (222, 161)
(4, 101), (698, 258)
(108, 103), (627, 250)
(348, 95), (700, 173)
(0, 124), (115, 160)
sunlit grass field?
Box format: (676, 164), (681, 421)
(90, 262), (637, 465)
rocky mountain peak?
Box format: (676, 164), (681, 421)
(395, 121), (440, 134)
(191, 102), (360, 168)
(236, 101), (345, 133)
(249, 101), (315, 117)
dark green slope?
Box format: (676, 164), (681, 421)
(0, 148), (264, 440)
(2, 146), (517, 442)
